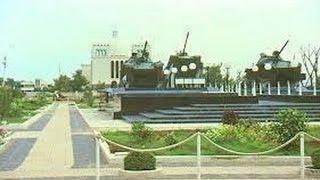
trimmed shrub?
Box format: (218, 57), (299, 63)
(272, 108), (308, 143)
(222, 109), (239, 125)
(164, 132), (178, 146)
(124, 151), (156, 171)
(131, 122), (153, 143)
(311, 149), (320, 169)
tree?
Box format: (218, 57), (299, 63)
(71, 70), (89, 92)
(0, 87), (13, 120)
(54, 75), (72, 92)
(205, 64), (223, 87)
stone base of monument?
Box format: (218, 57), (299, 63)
(305, 166), (320, 178)
(118, 168), (162, 180)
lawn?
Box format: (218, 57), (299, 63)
(101, 125), (320, 156)
(2, 98), (51, 124)
(3, 115), (34, 124)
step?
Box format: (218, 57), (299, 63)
(174, 106), (320, 111)
(156, 109), (320, 115)
(191, 103), (320, 107)
(122, 115), (320, 123)
(140, 112), (320, 120)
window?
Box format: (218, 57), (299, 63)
(111, 61), (114, 78)
(116, 61), (119, 78)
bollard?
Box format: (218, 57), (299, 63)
(300, 133), (305, 180)
(259, 82), (262, 95)
(244, 82), (247, 96)
(299, 81), (302, 96)
(268, 82), (271, 95)
(287, 80), (291, 95)
(252, 81), (256, 96)
(96, 137), (100, 180)
(197, 132), (201, 180)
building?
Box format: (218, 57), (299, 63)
(83, 31), (129, 85)
(81, 64), (91, 82)
(20, 81), (35, 93)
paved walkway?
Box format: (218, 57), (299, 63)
(18, 103), (73, 171)
(0, 102), (315, 179)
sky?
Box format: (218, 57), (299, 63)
(0, 0), (319, 82)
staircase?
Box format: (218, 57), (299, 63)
(122, 101), (320, 123)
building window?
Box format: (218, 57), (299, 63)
(111, 61), (114, 78)
(116, 61), (119, 78)
(121, 61), (124, 67)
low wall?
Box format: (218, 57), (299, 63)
(117, 93), (258, 116)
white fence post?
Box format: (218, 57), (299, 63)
(300, 133), (305, 180)
(197, 132), (201, 180)
(96, 137), (100, 180)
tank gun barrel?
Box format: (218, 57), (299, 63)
(142, 41), (148, 57)
(182, 32), (189, 54)
(278, 40), (289, 56)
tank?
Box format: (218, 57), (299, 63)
(165, 32), (204, 80)
(245, 40), (306, 86)
(120, 41), (164, 88)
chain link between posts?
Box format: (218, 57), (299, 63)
(96, 131), (320, 155)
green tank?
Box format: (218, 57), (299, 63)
(245, 40), (306, 86)
(120, 41), (164, 88)
(165, 32), (204, 79)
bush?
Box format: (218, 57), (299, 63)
(0, 88), (13, 119)
(205, 123), (278, 144)
(272, 109), (308, 143)
(131, 122), (153, 143)
(0, 126), (6, 138)
(124, 151), (156, 171)
(311, 149), (320, 169)
(82, 91), (95, 107)
(9, 99), (25, 117)
(164, 132), (178, 146)
(222, 109), (239, 125)
(238, 118), (258, 128)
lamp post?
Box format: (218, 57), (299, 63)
(224, 65), (231, 92)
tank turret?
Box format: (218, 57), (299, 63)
(165, 32), (204, 79)
(120, 41), (164, 88)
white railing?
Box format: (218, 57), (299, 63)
(94, 131), (320, 180)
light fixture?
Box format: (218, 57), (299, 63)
(189, 63), (196, 70)
(181, 65), (188, 72)
(252, 65), (259, 72)
(264, 63), (272, 70)
(171, 67), (178, 74)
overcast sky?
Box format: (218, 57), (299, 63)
(0, 0), (319, 82)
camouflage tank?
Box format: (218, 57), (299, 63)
(245, 40), (306, 86)
(165, 32), (204, 79)
(120, 41), (164, 88)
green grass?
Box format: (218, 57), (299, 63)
(2, 98), (51, 124)
(3, 110), (38, 124)
(101, 126), (320, 156)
